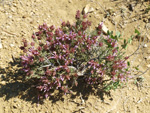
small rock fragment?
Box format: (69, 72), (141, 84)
(146, 56), (150, 61)
(8, 15), (12, 19)
(102, 23), (108, 34)
(10, 44), (14, 47)
(113, 13), (116, 16)
(83, 4), (94, 14)
(13, 99), (18, 103)
(143, 44), (147, 48)
(147, 64), (150, 68)
(0, 81), (6, 85)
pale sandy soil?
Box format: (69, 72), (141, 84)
(0, 0), (150, 113)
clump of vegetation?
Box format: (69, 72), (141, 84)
(20, 10), (132, 99)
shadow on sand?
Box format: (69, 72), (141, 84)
(0, 57), (111, 104)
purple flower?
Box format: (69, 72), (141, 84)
(118, 73), (125, 82)
(60, 75), (65, 81)
(22, 68), (30, 72)
(111, 76), (117, 82)
(32, 50), (39, 56)
(20, 55), (28, 61)
(75, 10), (80, 19)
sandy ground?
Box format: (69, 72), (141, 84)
(0, 0), (150, 113)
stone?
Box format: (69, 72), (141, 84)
(13, 99), (18, 103)
(138, 59), (142, 62)
(10, 44), (14, 47)
(0, 81), (6, 85)
(143, 44), (147, 48)
(8, 15), (12, 19)
(102, 23), (108, 34)
(147, 64), (150, 68)
(147, 56), (150, 61)
(83, 4), (94, 14)
(113, 13), (116, 16)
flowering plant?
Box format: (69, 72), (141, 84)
(20, 10), (131, 99)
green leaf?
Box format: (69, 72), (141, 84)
(134, 80), (137, 84)
(124, 39), (127, 44)
(116, 31), (121, 38)
(135, 66), (139, 70)
(121, 44), (128, 49)
(116, 47), (119, 50)
(110, 31), (113, 35)
(128, 35), (133, 44)
(111, 35), (115, 39)
(107, 30), (113, 36)
(135, 29), (140, 35)
(107, 30), (110, 35)
(127, 61), (130, 66)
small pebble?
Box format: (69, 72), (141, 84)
(83, 4), (94, 14)
(102, 23), (109, 34)
(13, 99), (17, 103)
(113, 13), (116, 16)
(8, 15), (12, 19)
(147, 64), (150, 68)
(138, 59), (142, 62)
(0, 81), (6, 85)
(147, 56), (150, 61)
(10, 44), (14, 47)
(143, 44), (147, 48)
